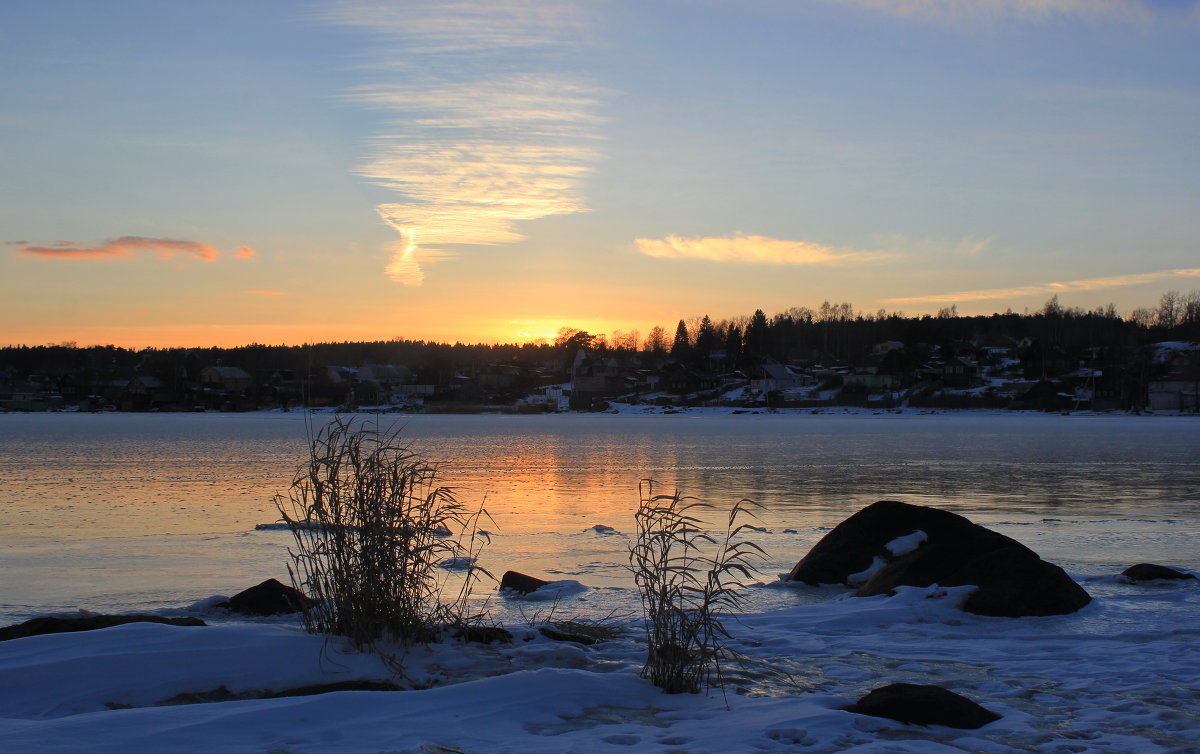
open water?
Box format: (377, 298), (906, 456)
(1, 411), (1197, 624)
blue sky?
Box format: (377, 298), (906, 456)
(2, 0), (1197, 347)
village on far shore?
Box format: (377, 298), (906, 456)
(3, 335), (1198, 416)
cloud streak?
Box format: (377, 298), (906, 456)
(634, 234), (892, 265)
(825, 0), (1149, 21)
(321, 0), (603, 286)
(885, 268), (1200, 305)
(15, 237), (220, 262)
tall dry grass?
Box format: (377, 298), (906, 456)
(275, 418), (491, 654)
(628, 481), (765, 694)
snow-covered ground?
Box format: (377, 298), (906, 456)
(2, 574), (1197, 753)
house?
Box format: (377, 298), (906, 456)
(1012, 380), (1074, 411)
(1148, 366), (1200, 412)
(843, 370), (897, 395)
(477, 364), (524, 391)
(323, 366), (358, 384)
(748, 363), (813, 393)
(356, 363), (415, 404)
(661, 364), (719, 395)
(122, 375), (165, 411)
(942, 357), (978, 389)
(572, 353), (624, 395)
(4, 379), (53, 411)
(358, 364), (412, 387)
(200, 366), (253, 392)
(870, 341), (906, 358)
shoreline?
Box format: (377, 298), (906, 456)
(3, 404), (1198, 419)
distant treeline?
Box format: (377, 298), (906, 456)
(3, 292), (1198, 379)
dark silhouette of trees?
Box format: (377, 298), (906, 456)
(4, 288), (1198, 412)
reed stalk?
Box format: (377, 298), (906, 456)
(628, 481), (764, 694)
(275, 417), (492, 656)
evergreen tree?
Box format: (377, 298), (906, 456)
(744, 309), (769, 360)
(671, 319), (692, 359)
(695, 315), (716, 359)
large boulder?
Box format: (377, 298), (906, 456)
(0, 614), (205, 642)
(789, 500), (1031, 586)
(843, 683), (1001, 729)
(223, 579), (315, 616)
(790, 501), (1091, 617)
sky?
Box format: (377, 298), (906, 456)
(2, 0), (1198, 348)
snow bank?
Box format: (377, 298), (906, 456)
(3, 574), (1196, 753)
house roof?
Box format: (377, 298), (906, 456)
(203, 366), (251, 380)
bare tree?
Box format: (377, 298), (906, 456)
(611, 329), (640, 351)
(1128, 307), (1156, 328)
(1156, 290), (1181, 329)
(1182, 290), (1200, 325)
(643, 326), (668, 354)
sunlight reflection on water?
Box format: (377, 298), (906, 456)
(1, 411), (1197, 622)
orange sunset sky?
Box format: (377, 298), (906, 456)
(2, 0), (1198, 348)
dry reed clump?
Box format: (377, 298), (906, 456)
(275, 418), (492, 654)
(628, 481), (764, 695)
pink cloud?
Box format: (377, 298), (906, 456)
(15, 236), (220, 262)
(236, 246), (255, 259)
(245, 289), (288, 296)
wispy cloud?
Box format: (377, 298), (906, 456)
(235, 246), (255, 260)
(245, 289), (288, 296)
(634, 234), (893, 265)
(320, 0), (603, 286)
(870, 234), (993, 258)
(15, 237), (220, 262)
(886, 268), (1200, 305)
(825, 0), (1149, 21)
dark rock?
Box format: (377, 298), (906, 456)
(1121, 563), (1197, 582)
(224, 578), (315, 616)
(539, 626), (600, 645)
(789, 500), (1030, 586)
(942, 546), (1093, 617)
(0, 614), (206, 642)
(156, 684), (243, 706)
(263, 679), (404, 698)
(858, 541), (992, 597)
(843, 683), (1001, 729)
(152, 679), (404, 708)
(789, 501), (1091, 617)
(499, 570), (551, 594)
(453, 625), (513, 644)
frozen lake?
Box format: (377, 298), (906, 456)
(1, 410), (1197, 623)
